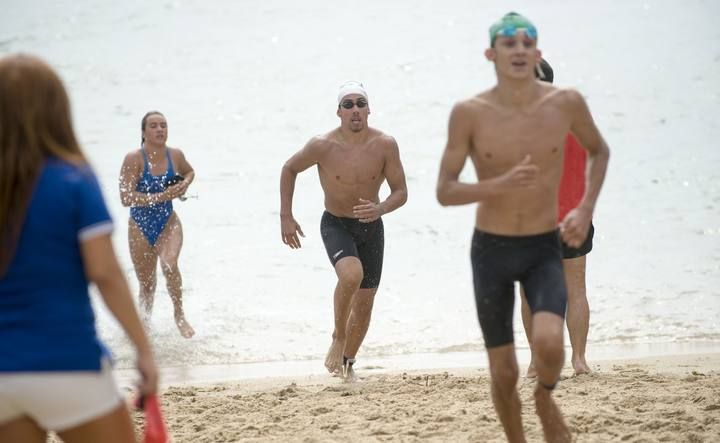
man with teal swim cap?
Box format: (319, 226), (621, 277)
(437, 11), (610, 443)
(489, 11), (538, 47)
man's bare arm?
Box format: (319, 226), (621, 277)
(566, 89), (610, 215)
(280, 138), (323, 217)
(560, 89), (610, 247)
(379, 137), (408, 214)
(436, 102), (537, 206)
(279, 138), (323, 248)
(353, 136), (408, 223)
(436, 103), (476, 206)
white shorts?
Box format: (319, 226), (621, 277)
(0, 359), (124, 432)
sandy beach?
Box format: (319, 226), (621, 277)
(118, 353), (720, 442)
(7, 2), (719, 442)
(4, 0), (717, 371)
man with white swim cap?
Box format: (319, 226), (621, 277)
(280, 81), (408, 382)
(336, 80), (368, 105)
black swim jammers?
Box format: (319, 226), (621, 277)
(471, 229), (568, 348)
(320, 211), (384, 289)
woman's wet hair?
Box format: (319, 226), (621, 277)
(0, 53), (84, 275)
(140, 111), (165, 145)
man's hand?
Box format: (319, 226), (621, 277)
(560, 206), (592, 248)
(495, 155), (539, 192)
(353, 198), (383, 223)
(281, 214), (305, 249)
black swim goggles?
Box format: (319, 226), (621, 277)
(340, 98), (368, 109)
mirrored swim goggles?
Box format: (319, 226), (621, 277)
(493, 24), (538, 42)
(340, 98), (368, 109)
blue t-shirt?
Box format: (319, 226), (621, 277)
(0, 158), (114, 372)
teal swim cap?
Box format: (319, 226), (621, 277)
(489, 12), (538, 46)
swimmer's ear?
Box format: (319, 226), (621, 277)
(484, 48), (495, 61)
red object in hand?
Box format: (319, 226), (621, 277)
(138, 394), (169, 443)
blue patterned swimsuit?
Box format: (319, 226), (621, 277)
(130, 147), (175, 246)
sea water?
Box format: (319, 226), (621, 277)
(2, 0), (718, 378)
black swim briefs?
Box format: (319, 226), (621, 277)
(561, 222), (594, 259)
(471, 229), (568, 348)
(320, 211), (384, 289)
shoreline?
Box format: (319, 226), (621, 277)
(115, 341), (720, 389)
(126, 352), (720, 442)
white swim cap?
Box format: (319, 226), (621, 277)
(337, 80), (368, 105)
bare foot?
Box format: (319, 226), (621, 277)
(324, 338), (344, 374)
(572, 357), (591, 376)
(526, 360), (537, 378)
(534, 388), (571, 443)
(342, 358), (357, 383)
(175, 315), (195, 338)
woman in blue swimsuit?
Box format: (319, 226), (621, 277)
(119, 111), (195, 338)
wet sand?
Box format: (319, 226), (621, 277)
(125, 353), (719, 442)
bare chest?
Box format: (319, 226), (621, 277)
(471, 109), (570, 174)
(319, 145), (385, 186)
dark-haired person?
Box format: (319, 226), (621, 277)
(119, 111), (195, 338)
(436, 12), (609, 442)
(521, 58), (594, 377)
(0, 53), (157, 443)
(280, 81), (408, 381)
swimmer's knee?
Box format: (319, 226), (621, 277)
(533, 332), (564, 364)
(160, 262), (179, 275)
(488, 346), (519, 389)
(336, 261), (363, 290)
